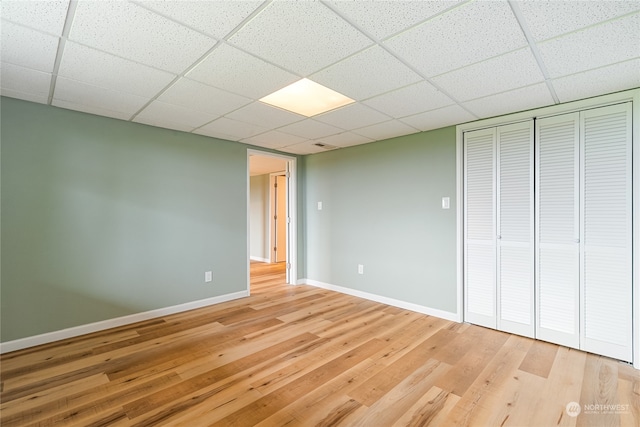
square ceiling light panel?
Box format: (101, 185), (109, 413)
(260, 78), (355, 117)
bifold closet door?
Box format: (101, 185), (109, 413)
(496, 122), (534, 337)
(464, 128), (496, 329)
(536, 103), (633, 362)
(580, 103), (632, 362)
(536, 113), (580, 349)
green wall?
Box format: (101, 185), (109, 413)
(1, 97), (256, 341)
(303, 127), (458, 314)
(0, 96), (455, 343)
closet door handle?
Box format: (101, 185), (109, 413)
(574, 238), (580, 243)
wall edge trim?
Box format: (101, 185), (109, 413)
(0, 291), (249, 354)
(298, 278), (461, 323)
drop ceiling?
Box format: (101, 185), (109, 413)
(1, 0), (639, 155)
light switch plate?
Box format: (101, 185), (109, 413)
(442, 197), (450, 209)
(205, 271), (213, 282)
(318, 201), (323, 210)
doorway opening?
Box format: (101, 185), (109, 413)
(247, 150), (297, 291)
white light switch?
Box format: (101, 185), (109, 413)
(358, 264), (364, 275)
(442, 197), (450, 209)
(317, 201), (323, 210)
(205, 271), (212, 282)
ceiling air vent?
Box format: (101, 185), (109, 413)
(313, 143), (338, 150)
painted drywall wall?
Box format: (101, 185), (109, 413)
(303, 126), (457, 314)
(249, 174), (270, 261)
(1, 97), (253, 341)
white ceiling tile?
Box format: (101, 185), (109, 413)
(385, 0), (527, 77)
(136, 0), (263, 39)
(1, 88), (49, 104)
(314, 132), (374, 148)
(352, 120), (419, 141)
(226, 102), (305, 129)
(363, 81), (454, 118)
(186, 43), (299, 99)
(135, 100), (218, 129)
(314, 103), (391, 131)
(242, 130), (306, 149)
(326, 0), (460, 40)
(228, 1), (372, 75)
(552, 59), (640, 104)
(1, 62), (51, 98)
(311, 45), (422, 101)
(194, 117), (269, 140)
(401, 104), (476, 131)
(69, 1), (216, 73)
(1, 21), (59, 72)
(463, 83), (555, 119)
(1, 0), (69, 36)
(133, 115), (195, 133)
(432, 48), (545, 102)
(58, 41), (176, 98)
(518, 0), (640, 41)
(538, 13), (640, 78)
(54, 77), (150, 116)
(158, 78), (251, 116)
(53, 99), (132, 121)
(278, 141), (332, 155)
(278, 119), (343, 140)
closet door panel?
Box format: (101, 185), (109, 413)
(580, 103), (632, 362)
(496, 122), (534, 337)
(464, 128), (496, 329)
(536, 113), (580, 349)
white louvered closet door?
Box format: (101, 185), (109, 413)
(580, 103), (633, 362)
(536, 113), (580, 349)
(497, 122), (534, 337)
(464, 128), (496, 329)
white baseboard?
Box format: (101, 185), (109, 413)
(0, 290), (249, 354)
(298, 278), (461, 323)
(250, 256), (270, 263)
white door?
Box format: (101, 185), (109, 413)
(464, 128), (496, 329)
(536, 112), (581, 349)
(496, 121), (534, 337)
(580, 103), (633, 362)
(273, 175), (287, 263)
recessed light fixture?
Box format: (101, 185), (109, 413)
(259, 78), (354, 117)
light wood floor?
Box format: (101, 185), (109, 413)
(1, 262), (638, 426)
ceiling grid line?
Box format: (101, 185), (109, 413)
(47, 0), (78, 105)
(508, 0), (560, 104)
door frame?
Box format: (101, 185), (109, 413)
(247, 149), (297, 287)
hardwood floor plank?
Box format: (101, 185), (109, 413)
(392, 386), (460, 427)
(519, 339), (559, 379)
(123, 332), (319, 419)
(348, 328), (455, 406)
(1, 262), (637, 427)
(209, 338), (386, 426)
(351, 359), (452, 426)
(578, 356), (621, 427)
(434, 326), (511, 397)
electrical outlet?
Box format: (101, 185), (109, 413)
(205, 271), (213, 283)
(358, 264), (364, 275)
